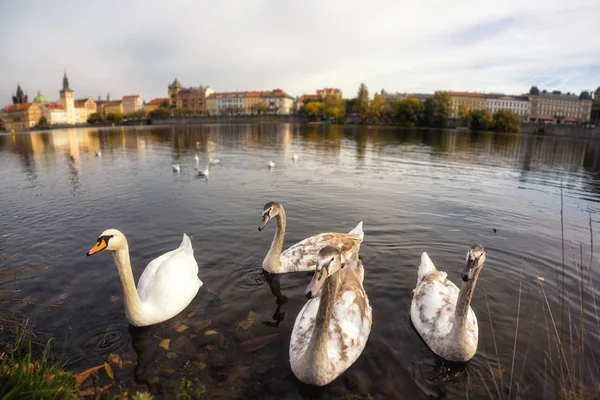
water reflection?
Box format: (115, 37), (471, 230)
(262, 272), (288, 328)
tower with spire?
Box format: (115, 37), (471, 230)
(12, 84), (28, 104)
(59, 71), (75, 124)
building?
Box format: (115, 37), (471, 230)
(0, 102), (42, 131)
(103, 100), (123, 116)
(122, 95), (143, 115)
(41, 103), (67, 125)
(59, 72), (76, 124)
(207, 89), (295, 115)
(591, 87), (600, 125)
(12, 84), (28, 104)
(33, 90), (48, 104)
(144, 98), (169, 113)
(528, 91), (592, 123)
(448, 92), (486, 118)
(168, 79), (213, 114)
(317, 88), (342, 98)
(485, 95), (529, 120)
(296, 88), (343, 110)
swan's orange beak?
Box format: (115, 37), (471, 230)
(87, 238), (107, 256)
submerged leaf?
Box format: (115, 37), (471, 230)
(167, 352), (177, 359)
(537, 276), (545, 281)
(104, 362), (114, 379)
(491, 367), (504, 380)
(204, 330), (217, 336)
(78, 384), (112, 396)
(240, 333), (280, 353)
(176, 324), (189, 333)
(195, 361), (207, 369)
(187, 311), (196, 318)
(194, 319), (212, 332)
(159, 339), (170, 350)
(238, 310), (261, 330)
(75, 364), (104, 386)
(108, 353), (123, 369)
(110, 295), (120, 303)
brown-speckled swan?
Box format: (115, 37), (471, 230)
(290, 247), (372, 386)
(410, 244), (487, 362)
(258, 202), (364, 274)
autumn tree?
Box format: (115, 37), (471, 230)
(304, 101), (324, 120)
(87, 113), (101, 123)
(37, 116), (49, 128)
(469, 109), (494, 131)
(493, 109), (521, 133)
(457, 104), (470, 126)
(159, 99), (170, 108)
(149, 108), (170, 118)
(106, 112), (124, 123)
(365, 93), (385, 123)
(357, 83), (370, 115)
(431, 91), (452, 127)
(345, 98), (359, 114)
(396, 97), (425, 125)
(322, 94), (345, 120)
(529, 86), (540, 95)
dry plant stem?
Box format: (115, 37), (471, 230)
(508, 280), (522, 400)
(483, 285), (503, 392)
(516, 301), (538, 399)
(560, 185), (565, 342)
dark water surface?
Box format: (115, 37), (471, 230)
(1, 124), (600, 399)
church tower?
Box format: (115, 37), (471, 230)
(59, 71), (75, 124)
(12, 84), (28, 104)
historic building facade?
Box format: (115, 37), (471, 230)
(168, 79), (213, 114)
(591, 87), (600, 125)
(0, 102), (41, 131)
(207, 90), (294, 115)
(528, 92), (592, 123)
(144, 98), (169, 113)
(485, 95), (530, 120)
(122, 95), (142, 114)
(448, 92), (486, 118)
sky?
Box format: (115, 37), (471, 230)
(0, 0), (599, 104)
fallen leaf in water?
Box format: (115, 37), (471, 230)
(491, 367), (504, 380)
(167, 352), (177, 359)
(59, 293), (68, 300)
(108, 353), (123, 369)
(43, 265), (52, 270)
(240, 333), (280, 353)
(110, 296), (120, 303)
(205, 330), (217, 335)
(190, 334), (197, 339)
(176, 324), (189, 333)
(159, 339), (170, 350)
(124, 360), (134, 365)
(194, 319), (211, 332)
(238, 310), (260, 330)
(187, 311), (196, 318)
(204, 345), (213, 351)
(78, 384), (112, 396)
(195, 361), (207, 370)
(166, 368), (176, 375)
(104, 362), (114, 379)
(537, 276), (545, 281)
(75, 365), (104, 386)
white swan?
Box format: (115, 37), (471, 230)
(95, 151), (102, 157)
(292, 154), (298, 162)
(258, 202), (364, 273)
(209, 157), (220, 165)
(172, 164), (180, 173)
(410, 245), (487, 362)
(290, 247), (372, 386)
(268, 160), (275, 168)
(197, 165), (209, 178)
(86, 229), (202, 327)
(194, 154), (200, 164)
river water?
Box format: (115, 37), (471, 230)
(0, 124), (599, 399)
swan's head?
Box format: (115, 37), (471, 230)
(305, 247), (343, 299)
(258, 201), (282, 231)
(86, 229), (126, 256)
(462, 244), (487, 282)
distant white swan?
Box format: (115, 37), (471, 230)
(209, 157), (220, 165)
(96, 151), (102, 157)
(268, 161), (275, 168)
(194, 154), (200, 164)
(86, 229), (202, 326)
(172, 164), (181, 173)
(292, 154), (298, 162)
(197, 165), (209, 178)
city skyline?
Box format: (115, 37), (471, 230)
(1, 0), (599, 104)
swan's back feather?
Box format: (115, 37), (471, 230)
(417, 251), (437, 283)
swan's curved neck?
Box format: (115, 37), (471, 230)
(263, 209), (286, 273)
(304, 270), (341, 365)
(112, 242), (145, 326)
(450, 267), (482, 338)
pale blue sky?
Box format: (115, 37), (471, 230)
(0, 0), (598, 104)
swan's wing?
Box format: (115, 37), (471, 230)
(281, 232), (363, 272)
(417, 252), (439, 283)
(290, 297), (320, 362)
(328, 267), (372, 369)
(411, 270), (458, 338)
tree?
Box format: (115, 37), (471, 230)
(345, 98), (359, 114)
(365, 93), (385, 123)
(159, 99), (170, 108)
(37, 116), (48, 128)
(304, 101), (324, 120)
(357, 83), (370, 115)
(87, 113), (101, 123)
(469, 109), (494, 131)
(421, 98), (435, 126)
(457, 104), (470, 126)
(432, 91), (452, 127)
(580, 91), (592, 100)
(127, 110), (147, 119)
(149, 108), (170, 118)
(529, 86), (540, 95)
(106, 112), (124, 123)
(494, 109), (521, 133)
(396, 97), (425, 125)
(322, 94), (345, 120)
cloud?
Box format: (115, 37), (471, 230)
(0, 0), (598, 104)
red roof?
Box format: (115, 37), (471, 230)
(122, 95), (140, 100)
(448, 91), (485, 98)
(104, 100), (122, 106)
(146, 97), (169, 105)
(5, 103), (33, 111)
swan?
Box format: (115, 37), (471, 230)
(86, 229), (202, 326)
(96, 151), (102, 157)
(172, 164), (180, 173)
(410, 245), (487, 362)
(209, 157), (220, 165)
(268, 160), (275, 168)
(194, 154), (200, 164)
(258, 202), (364, 273)
(290, 247), (372, 386)
(292, 154), (298, 162)
(197, 165), (209, 178)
